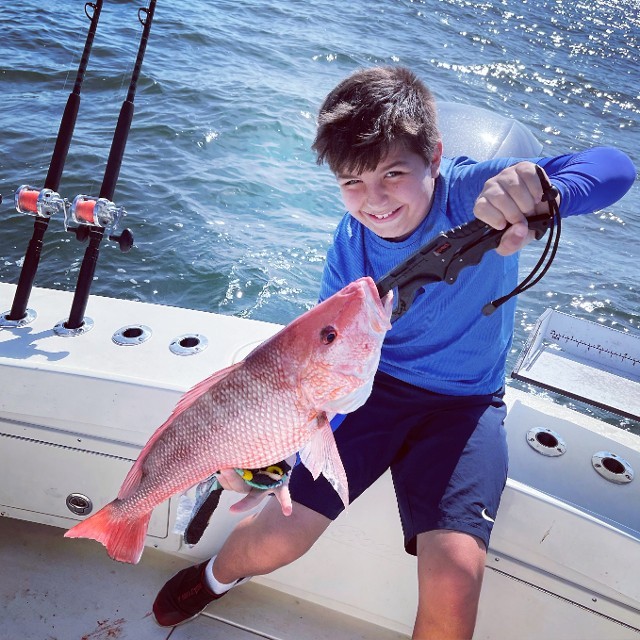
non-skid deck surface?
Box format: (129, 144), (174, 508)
(0, 517), (408, 640)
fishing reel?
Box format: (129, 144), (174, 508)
(65, 194), (134, 252)
(14, 185), (66, 219)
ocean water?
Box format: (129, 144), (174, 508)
(0, 0), (638, 430)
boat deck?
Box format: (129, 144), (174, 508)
(0, 516), (408, 640)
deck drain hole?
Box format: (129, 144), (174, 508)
(592, 452), (634, 484)
(170, 333), (208, 356)
(603, 457), (625, 474)
(536, 431), (558, 448)
(526, 427), (566, 457)
(112, 324), (152, 346)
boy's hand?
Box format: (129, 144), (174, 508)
(473, 162), (558, 256)
(215, 467), (293, 516)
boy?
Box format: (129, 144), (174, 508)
(153, 66), (635, 638)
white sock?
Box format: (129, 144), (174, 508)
(204, 556), (240, 595)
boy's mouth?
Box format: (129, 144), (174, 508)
(365, 206), (401, 221)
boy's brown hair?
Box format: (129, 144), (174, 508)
(312, 66), (439, 176)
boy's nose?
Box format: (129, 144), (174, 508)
(365, 184), (388, 210)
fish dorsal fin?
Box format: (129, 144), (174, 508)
(298, 414), (349, 509)
(117, 362), (243, 500)
(172, 362), (244, 417)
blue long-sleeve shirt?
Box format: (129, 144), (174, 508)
(320, 147), (636, 396)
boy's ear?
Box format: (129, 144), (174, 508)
(430, 140), (443, 177)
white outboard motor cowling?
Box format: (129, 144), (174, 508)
(438, 102), (543, 161)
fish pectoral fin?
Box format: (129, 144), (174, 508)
(298, 418), (324, 481)
(298, 415), (349, 509)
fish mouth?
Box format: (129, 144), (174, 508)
(359, 277), (393, 332)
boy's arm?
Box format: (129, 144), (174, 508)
(474, 147), (635, 256)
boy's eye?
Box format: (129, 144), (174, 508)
(341, 179), (361, 187)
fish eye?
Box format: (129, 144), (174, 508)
(320, 326), (338, 345)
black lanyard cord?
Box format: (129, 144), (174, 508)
(482, 165), (561, 316)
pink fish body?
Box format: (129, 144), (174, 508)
(65, 277), (393, 563)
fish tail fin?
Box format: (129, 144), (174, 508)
(64, 501), (151, 564)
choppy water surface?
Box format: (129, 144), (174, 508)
(0, 0), (638, 430)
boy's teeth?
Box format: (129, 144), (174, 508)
(373, 212), (391, 219)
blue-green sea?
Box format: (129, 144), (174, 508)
(0, 0), (638, 430)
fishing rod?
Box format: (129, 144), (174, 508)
(1, 1), (104, 328)
(61, 0), (157, 334)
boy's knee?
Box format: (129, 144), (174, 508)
(417, 530), (486, 592)
(244, 499), (330, 564)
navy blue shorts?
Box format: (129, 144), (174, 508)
(289, 370), (508, 554)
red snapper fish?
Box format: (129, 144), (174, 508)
(65, 276), (393, 563)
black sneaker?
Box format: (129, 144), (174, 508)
(153, 561), (227, 627)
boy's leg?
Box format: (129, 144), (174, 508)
(212, 497), (332, 583)
(153, 498), (330, 626)
(413, 530), (486, 640)
(392, 389), (508, 640)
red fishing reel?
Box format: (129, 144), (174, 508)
(66, 194), (134, 252)
(14, 185), (66, 218)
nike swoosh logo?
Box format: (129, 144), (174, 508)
(481, 508), (495, 523)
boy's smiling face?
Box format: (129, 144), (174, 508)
(336, 142), (443, 241)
